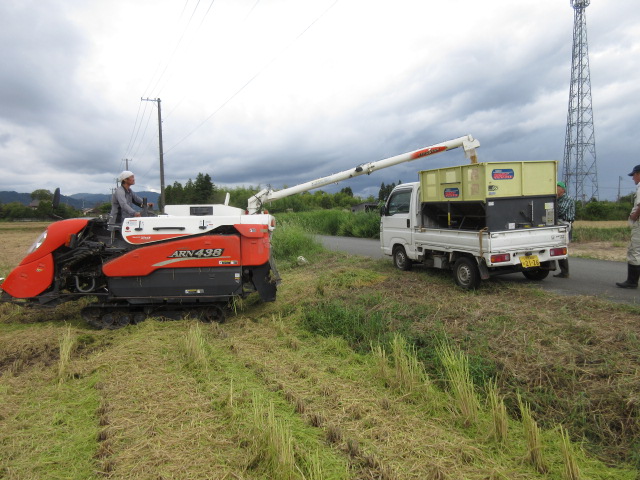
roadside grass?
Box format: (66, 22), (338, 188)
(572, 225), (630, 243)
(270, 220), (325, 268)
(1, 220), (639, 477)
(272, 213), (633, 244)
(276, 210), (380, 238)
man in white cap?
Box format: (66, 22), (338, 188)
(108, 171), (154, 225)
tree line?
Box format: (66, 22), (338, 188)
(0, 179), (636, 221)
(164, 173), (379, 213)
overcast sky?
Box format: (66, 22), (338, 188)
(1, 0), (639, 203)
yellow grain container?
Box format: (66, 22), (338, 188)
(419, 161), (557, 203)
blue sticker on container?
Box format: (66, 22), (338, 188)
(492, 169), (514, 180)
(444, 188), (460, 198)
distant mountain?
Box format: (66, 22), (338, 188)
(69, 192), (160, 208)
(68, 193), (111, 207)
(0, 191), (32, 206)
(0, 191), (160, 209)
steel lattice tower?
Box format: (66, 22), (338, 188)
(563, 0), (598, 203)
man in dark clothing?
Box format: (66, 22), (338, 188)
(555, 181), (575, 278)
(108, 171), (153, 225)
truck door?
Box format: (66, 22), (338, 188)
(380, 187), (415, 257)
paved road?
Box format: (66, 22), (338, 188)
(316, 235), (640, 306)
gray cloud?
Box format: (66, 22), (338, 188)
(0, 0), (638, 202)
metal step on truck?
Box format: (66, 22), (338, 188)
(380, 160), (569, 289)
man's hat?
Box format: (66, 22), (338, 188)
(118, 170), (134, 182)
(628, 165), (640, 176)
(557, 181), (566, 189)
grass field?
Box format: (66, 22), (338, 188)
(1, 221), (639, 478)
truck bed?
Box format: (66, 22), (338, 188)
(413, 225), (567, 266)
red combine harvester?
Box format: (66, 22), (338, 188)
(0, 135), (480, 328)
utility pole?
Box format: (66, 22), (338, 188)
(141, 97), (166, 213)
(123, 158), (132, 170)
(618, 176), (622, 201)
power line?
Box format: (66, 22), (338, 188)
(124, 101), (154, 161)
(122, 1), (210, 163)
(243, 0), (261, 22)
(130, 105), (156, 161)
(165, 0), (341, 154)
(124, 0), (338, 184)
(148, 0), (217, 99)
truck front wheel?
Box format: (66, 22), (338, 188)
(453, 257), (480, 290)
(393, 246), (412, 271)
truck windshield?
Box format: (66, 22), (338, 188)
(387, 190), (411, 215)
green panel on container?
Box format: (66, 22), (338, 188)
(422, 171), (438, 201)
(485, 163), (523, 198)
(419, 161), (557, 203)
(522, 162), (556, 195)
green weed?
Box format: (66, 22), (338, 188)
(184, 321), (208, 368)
(58, 325), (75, 383)
(518, 393), (547, 474)
(389, 333), (431, 397)
(437, 342), (480, 427)
(559, 426), (582, 480)
(271, 221), (324, 265)
(300, 300), (390, 352)
(487, 379), (508, 444)
(251, 395), (297, 479)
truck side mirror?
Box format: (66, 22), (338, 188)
(380, 205), (387, 216)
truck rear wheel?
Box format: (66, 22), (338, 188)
(393, 246), (412, 271)
(522, 269), (550, 281)
(453, 257), (480, 290)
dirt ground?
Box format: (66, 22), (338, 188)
(570, 241), (627, 262)
(570, 221), (629, 262)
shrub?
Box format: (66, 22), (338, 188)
(270, 222), (323, 264)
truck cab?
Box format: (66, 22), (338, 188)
(380, 183), (420, 270)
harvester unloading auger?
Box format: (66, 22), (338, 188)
(0, 135), (479, 329)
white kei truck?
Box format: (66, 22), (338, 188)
(380, 149), (569, 289)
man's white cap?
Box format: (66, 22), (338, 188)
(118, 171), (134, 182)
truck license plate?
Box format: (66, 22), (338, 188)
(521, 255), (540, 268)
